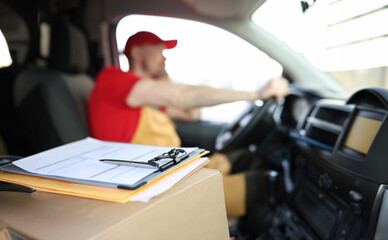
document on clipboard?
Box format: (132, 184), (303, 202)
(0, 138), (209, 202)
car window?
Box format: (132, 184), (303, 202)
(0, 2), (29, 66)
(253, 0), (388, 93)
(116, 14), (283, 122)
(0, 29), (12, 68)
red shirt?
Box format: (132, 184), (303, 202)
(88, 66), (141, 142)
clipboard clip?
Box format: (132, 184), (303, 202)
(99, 148), (189, 172)
(149, 148), (189, 171)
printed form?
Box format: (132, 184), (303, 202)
(12, 138), (197, 186)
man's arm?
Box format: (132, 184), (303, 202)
(126, 77), (288, 109)
(165, 107), (202, 122)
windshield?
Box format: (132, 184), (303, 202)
(253, 0), (388, 94)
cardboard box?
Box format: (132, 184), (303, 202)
(0, 168), (229, 240)
(0, 223), (11, 240)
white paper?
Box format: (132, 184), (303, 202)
(130, 157), (208, 202)
(13, 138), (197, 186)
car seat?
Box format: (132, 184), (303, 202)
(13, 18), (94, 155)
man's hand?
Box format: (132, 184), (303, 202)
(257, 77), (289, 102)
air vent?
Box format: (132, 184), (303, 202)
(300, 103), (352, 151)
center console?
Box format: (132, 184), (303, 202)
(257, 88), (388, 239)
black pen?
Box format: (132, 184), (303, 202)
(99, 159), (159, 169)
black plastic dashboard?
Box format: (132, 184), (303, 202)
(272, 87), (388, 239)
(292, 88), (388, 183)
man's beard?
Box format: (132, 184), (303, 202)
(142, 60), (165, 79)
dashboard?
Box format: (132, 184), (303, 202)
(274, 86), (323, 130)
(276, 87), (388, 182)
(270, 86), (388, 239)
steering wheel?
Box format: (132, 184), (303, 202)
(214, 98), (276, 153)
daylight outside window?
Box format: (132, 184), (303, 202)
(116, 15), (283, 122)
(0, 29), (12, 68)
(253, 0), (388, 93)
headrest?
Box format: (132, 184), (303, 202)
(48, 18), (89, 73)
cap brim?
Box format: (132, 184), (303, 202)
(164, 40), (177, 49)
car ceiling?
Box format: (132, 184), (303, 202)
(180, 0), (264, 19)
(82, 0), (267, 44)
(94, 0), (266, 21)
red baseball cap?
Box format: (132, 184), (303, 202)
(123, 31), (177, 56)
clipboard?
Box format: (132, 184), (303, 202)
(0, 143), (208, 190)
(0, 156), (210, 203)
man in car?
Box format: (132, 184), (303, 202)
(88, 31), (288, 217)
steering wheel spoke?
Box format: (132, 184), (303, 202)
(215, 98), (276, 152)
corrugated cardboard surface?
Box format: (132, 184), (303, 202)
(0, 168), (229, 240)
(0, 224), (11, 240)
